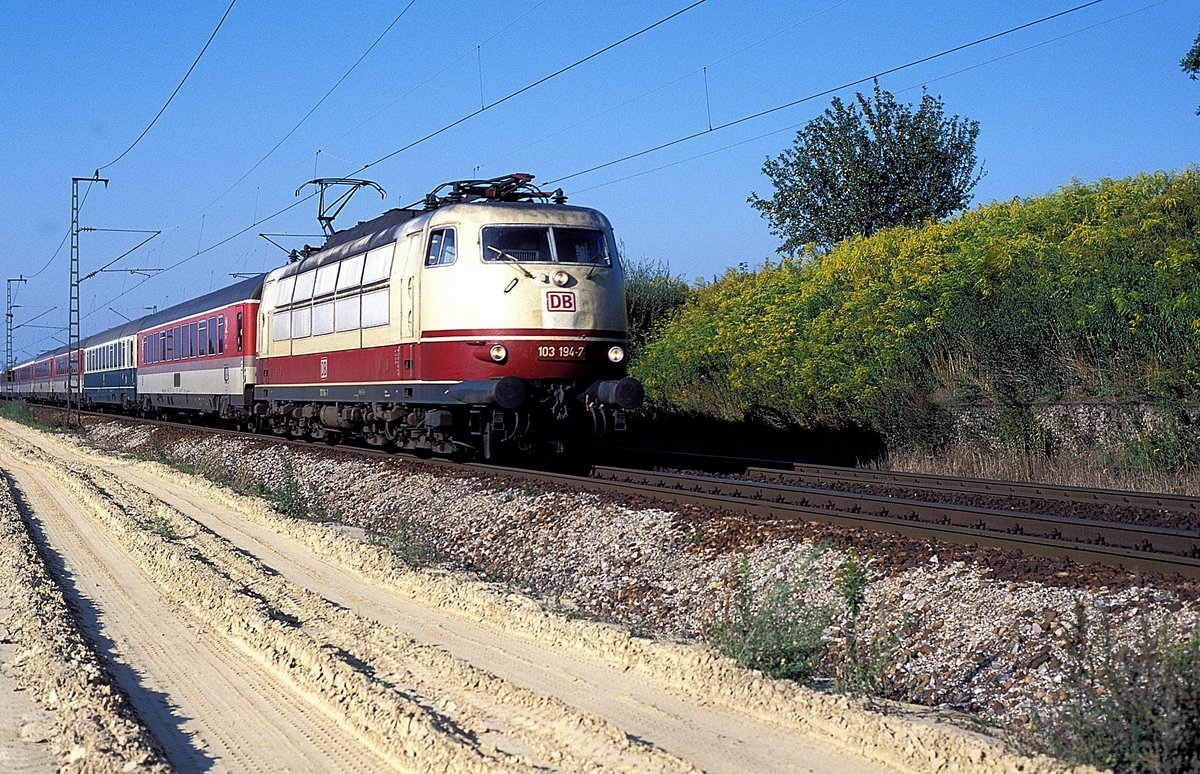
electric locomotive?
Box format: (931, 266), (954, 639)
(255, 174), (642, 457)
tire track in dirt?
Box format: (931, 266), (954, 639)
(0, 423), (701, 773)
(2, 449), (397, 772)
(106, 464), (858, 774)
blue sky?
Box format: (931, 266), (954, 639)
(2, 0), (1198, 360)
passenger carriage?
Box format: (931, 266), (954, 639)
(136, 276), (261, 416)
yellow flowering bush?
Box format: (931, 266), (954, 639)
(632, 169), (1200, 452)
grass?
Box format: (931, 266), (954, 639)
(141, 514), (181, 541)
(0, 400), (63, 432)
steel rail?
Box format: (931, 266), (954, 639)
(747, 463), (1200, 515)
(582, 467), (1200, 579)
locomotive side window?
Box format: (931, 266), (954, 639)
(483, 226), (547, 264)
(334, 296), (360, 332)
(293, 270), (316, 302)
(362, 244), (393, 283)
(236, 312), (243, 352)
(338, 253), (365, 291)
(313, 300), (335, 335)
(276, 275), (296, 306)
(273, 309), (292, 341)
(361, 288), (389, 328)
(314, 263), (338, 297)
(292, 306), (312, 338)
(425, 228), (456, 266)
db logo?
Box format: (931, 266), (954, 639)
(546, 291), (576, 313)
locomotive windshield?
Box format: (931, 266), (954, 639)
(482, 226), (611, 266)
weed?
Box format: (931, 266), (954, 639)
(0, 401), (58, 432)
(709, 551), (830, 682)
(383, 516), (443, 568)
(272, 450), (308, 519)
(832, 551), (899, 698)
(1022, 602), (1200, 773)
(141, 515), (181, 541)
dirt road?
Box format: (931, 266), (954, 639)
(0, 419), (1076, 772)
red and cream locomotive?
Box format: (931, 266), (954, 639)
(6, 174), (643, 459)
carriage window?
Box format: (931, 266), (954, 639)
(236, 312), (243, 352)
(198, 321), (207, 356)
(425, 228), (456, 267)
(218, 315), (225, 354)
(482, 226), (550, 264)
(208, 317), (217, 354)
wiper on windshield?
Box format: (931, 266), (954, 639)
(486, 245), (534, 278)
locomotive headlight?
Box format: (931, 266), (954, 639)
(489, 344), (508, 363)
(552, 270), (571, 287)
(607, 346), (626, 363)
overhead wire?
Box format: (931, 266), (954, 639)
(570, 0), (1166, 195)
(476, 0), (852, 171)
(204, 0), (420, 210)
(546, 0), (1107, 186)
(75, 0), (707, 329)
(347, 0), (710, 175)
(318, 0), (550, 158)
(98, 0), (238, 171)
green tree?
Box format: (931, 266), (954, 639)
(749, 81), (982, 254)
(1183, 32), (1200, 115)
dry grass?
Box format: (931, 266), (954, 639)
(880, 443), (1197, 496)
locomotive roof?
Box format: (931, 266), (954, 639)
(273, 201), (610, 282)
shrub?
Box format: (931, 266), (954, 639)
(1025, 603), (1200, 773)
(623, 257), (690, 363)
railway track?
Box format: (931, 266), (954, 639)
(22, 403), (1200, 580)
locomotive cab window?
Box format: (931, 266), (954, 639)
(552, 227), (610, 265)
(425, 228), (456, 267)
(482, 226), (610, 265)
